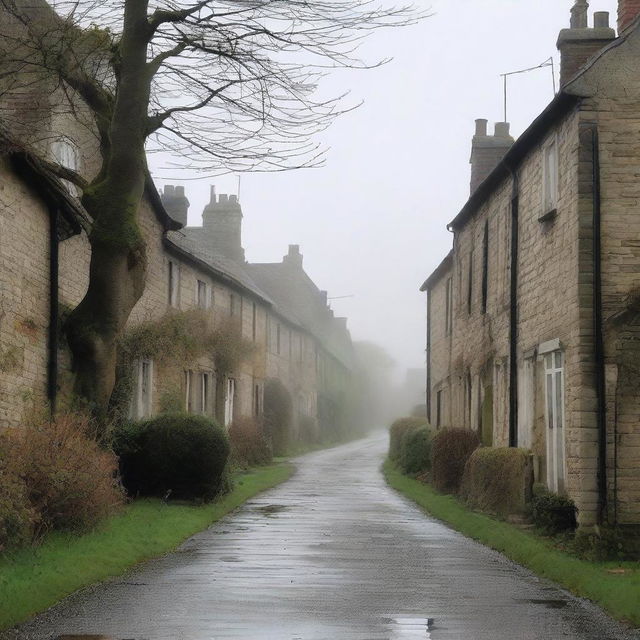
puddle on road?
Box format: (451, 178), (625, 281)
(515, 598), (569, 609)
(254, 504), (289, 517)
(383, 616), (433, 639)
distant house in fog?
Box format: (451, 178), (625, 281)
(421, 0), (640, 528)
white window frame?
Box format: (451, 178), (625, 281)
(224, 378), (235, 427)
(542, 137), (559, 215)
(185, 369), (193, 412)
(542, 348), (566, 493)
(132, 359), (153, 419)
(168, 260), (180, 308)
(50, 136), (79, 196)
(196, 279), (211, 310)
(200, 372), (210, 415)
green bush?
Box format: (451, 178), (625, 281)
(113, 413), (229, 502)
(388, 417), (429, 461)
(530, 486), (577, 535)
(229, 417), (272, 467)
(0, 457), (37, 553)
(431, 428), (480, 494)
(263, 379), (293, 455)
(460, 447), (533, 516)
(571, 527), (637, 562)
(398, 426), (432, 475)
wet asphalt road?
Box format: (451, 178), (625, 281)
(4, 432), (639, 640)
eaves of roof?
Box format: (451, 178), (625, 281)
(448, 91), (580, 232)
(420, 249), (453, 292)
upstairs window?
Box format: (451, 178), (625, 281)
(51, 137), (79, 195)
(252, 302), (257, 342)
(230, 293), (236, 316)
(467, 249), (474, 315)
(445, 277), (453, 336)
(132, 359), (153, 419)
(542, 139), (559, 215)
(168, 261), (179, 307)
(196, 279), (210, 310)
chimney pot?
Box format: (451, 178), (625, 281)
(475, 119), (488, 137)
(164, 185), (175, 196)
(229, 194), (238, 203)
(494, 122), (511, 138)
(219, 194), (229, 204)
(175, 185), (185, 197)
(209, 185), (216, 204)
(594, 11), (610, 28)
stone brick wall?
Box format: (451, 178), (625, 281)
(0, 159), (51, 426)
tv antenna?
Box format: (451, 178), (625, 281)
(500, 57), (557, 123)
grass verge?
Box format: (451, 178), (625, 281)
(0, 462), (294, 631)
(383, 461), (640, 627)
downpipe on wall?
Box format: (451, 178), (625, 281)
(48, 206), (60, 414)
(508, 165), (519, 448)
(590, 125), (609, 526)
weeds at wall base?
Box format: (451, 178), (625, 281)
(383, 461), (640, 628)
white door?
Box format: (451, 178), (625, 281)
(544, 351), (566, 493)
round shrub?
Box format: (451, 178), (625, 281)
(431, 428), (480, 494)
(229, 417), (272, 467)
(398, 426), (432, 475)
(5, 413), (124, 538)
(113, 413), (229, 502)
(389, 417), (429, 461)
(264, 379), (293, 456)
(530, 486), (577, 535)
(460, 447), (532, 515)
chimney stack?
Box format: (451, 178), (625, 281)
(202, 185), (245, 262)
(469, 120), (514, 194)
(283, 244), (303, 268)
(619, 0), (640, 33)
(557, 2), (615, 87)
(161, 185), (189, 228)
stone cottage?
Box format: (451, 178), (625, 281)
(422, 0), (640, 527)
(0, 1), (354, 439)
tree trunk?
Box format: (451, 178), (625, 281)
(65, 0), (152, 416)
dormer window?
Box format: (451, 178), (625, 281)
(50, 137), (79, 195)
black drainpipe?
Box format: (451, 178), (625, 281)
(426, 289), (432, 422)
(591, 125), (608, 525)
(508, 167), (520, 448)
(48, 206), (60, 414)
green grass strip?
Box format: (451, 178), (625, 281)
(383, 461), (640, 627)
(0, 462), (294, 631)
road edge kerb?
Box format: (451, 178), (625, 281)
(0, 461), (296, 633)
(382, 461), (640, 631)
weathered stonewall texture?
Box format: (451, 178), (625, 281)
(423, 6), (640, 526)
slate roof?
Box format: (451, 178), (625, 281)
(247, 262), (353, 369)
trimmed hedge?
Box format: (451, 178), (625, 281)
(460, 447), (533, 516)
(264, 378), (293, 455)
(398, 426), (433, 475)
(229, 417), (272, 467)
(530, 485), (577, 535)
(388, 417), (429, 461)
(113, 413), (229, 502)
(431, 428), (479, 494)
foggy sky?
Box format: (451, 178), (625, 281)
(149, 0), (619, 379)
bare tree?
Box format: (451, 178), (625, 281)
(0, 0), (420, 413)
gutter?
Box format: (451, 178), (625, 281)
(48, 207), (60, 413)
(590, 125), (608, 524)
(508, 166), (519, 448)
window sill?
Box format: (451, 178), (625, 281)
(538, 208), (557, 223)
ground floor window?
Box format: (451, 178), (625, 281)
(224, 378), (236, 427)
(131, 359), (153, 419)
(544, 350), (566, 493)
